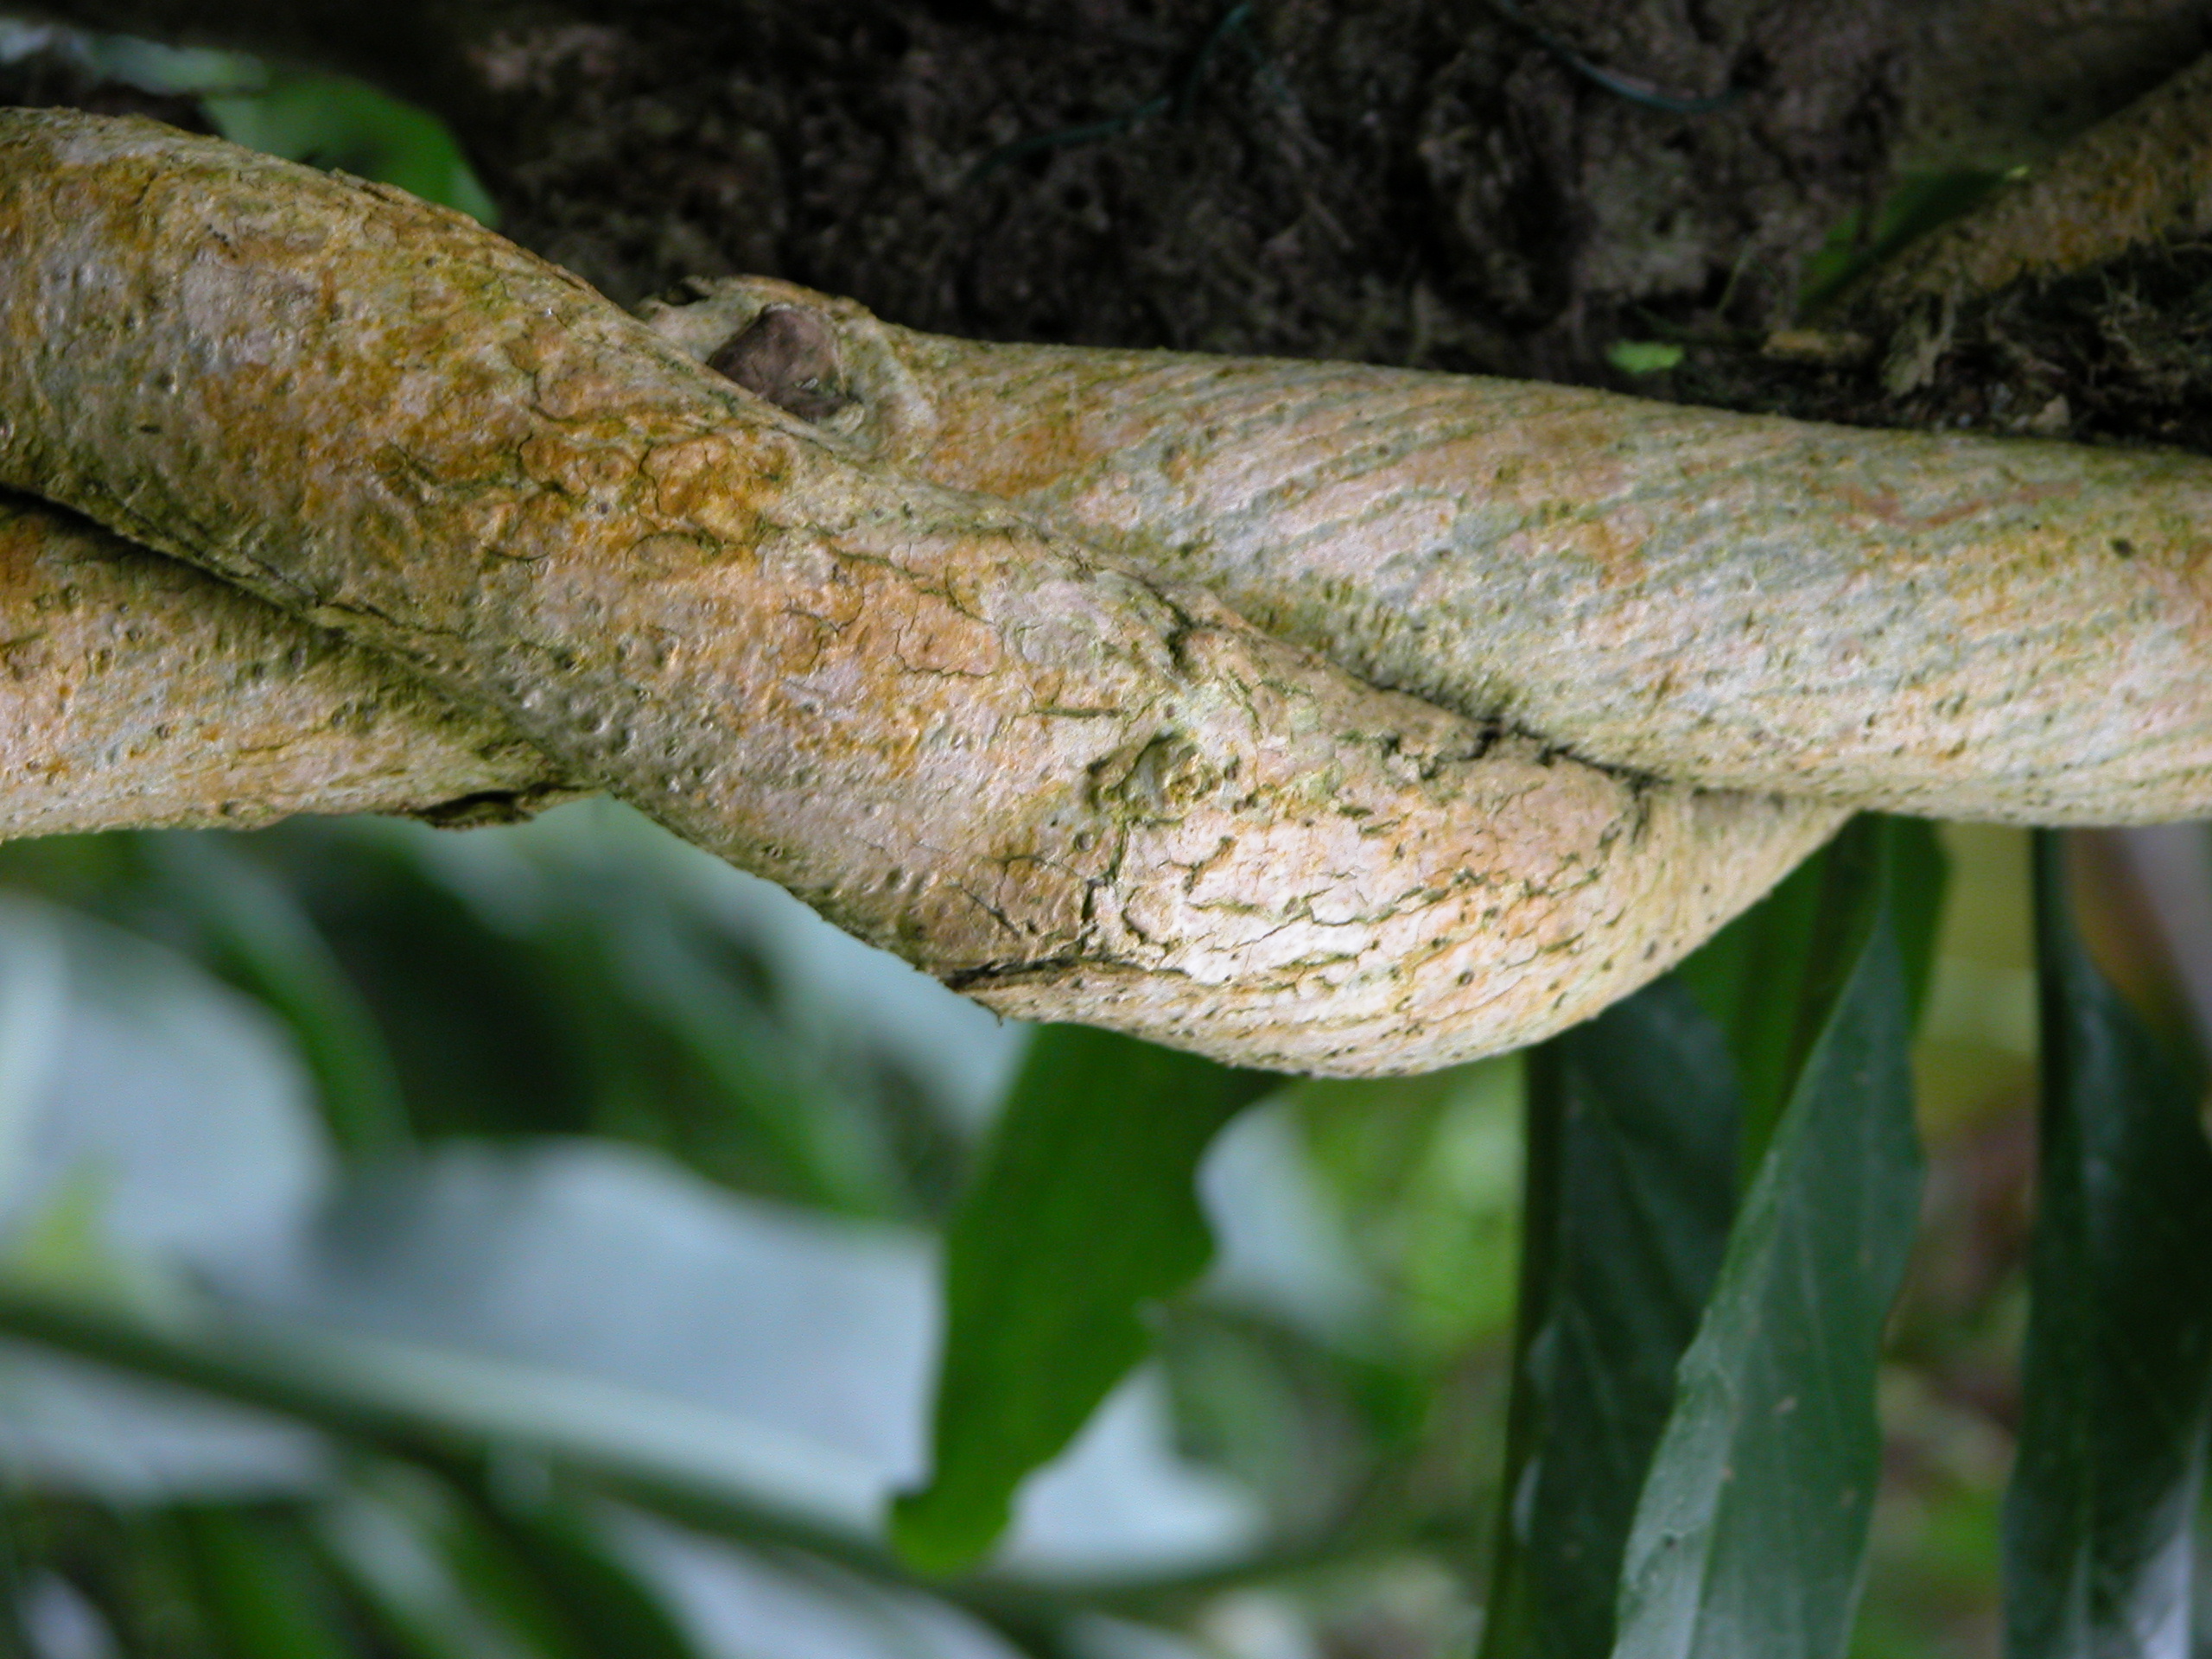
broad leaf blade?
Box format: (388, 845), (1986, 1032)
(1482, 978), (1741, 1659)
(1611, 818), (1923, 1659)
(1676, 817), (1945, 1179)
(2002, 831), (2212, 1657)
(892, 1027), (1274, 1573)
(1673, 845), (1830, 1175)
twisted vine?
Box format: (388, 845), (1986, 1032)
(0, 99), (2206, 1074)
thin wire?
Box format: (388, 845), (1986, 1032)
(965, 3), (1260, 183)
(1485, 0), (1742, 117)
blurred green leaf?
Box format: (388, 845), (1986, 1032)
(0, 811), (987, 1217)
(472, 1499), (704, 1659)
(319, 1466), (701, 1659)
(0, 1273), (893, 1576)
(1480, 978), (1739, 1659)
(1607, 340), (1685, 376)
(0, 892), (330, 1291)
(0, 1145), (1254, 1599)
(1612, 817), (1923, 1659)
(1886, 819), (1948, 1027)
(164, 1507), (358, 1659)
(1297, 1058), (1523, 1360)
(203, 71), (498, 226)
(1797, 168), (2012, 314)
(546, 907), (906, 1217)
(1675, 843), (1829, 1176)
(892, 1028), (1275, 1574)
(247, 833), (603, 1143)
(246, 821), (913, 1214)
(2001, 832), (2212, 1656)
(319, 1469), (547, 1659)
(0, 874), (1254, 1587)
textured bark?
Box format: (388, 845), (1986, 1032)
(0, 495), (574, 836)
(54, 251), (2201, 837)
(656, 277), (2212, 826)
(11, 61), (2212, 1072)
(0, 109), (1841, 1076)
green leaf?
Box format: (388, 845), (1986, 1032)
(243, 820), (906, 1211)
(1481, 978), (1740, 1659)
(1676, 818), (1944, 1180)
(1674, 844), (1830, 1179)
(2001, 832), (2212, 1656)
(164, 1508), (359, 1659)
(1607, 341), (1686, 376)
(891, 1027), (1276, 1573)
(1885, 818), (1949, 1027)
(203, 71), (499, 226)
(394, 1478), (703, 1659)
(465, 1494), (705, 1659)
(319, 1465), (588, 1659)
(0, 892), (331, 1298)
(1797, 168), (2011, 315)
(1611, 817), (1923, 1659)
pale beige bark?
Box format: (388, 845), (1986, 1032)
(0, 109), (1842, 1076)
(654, 276), (2212, 827)
(0, 495), (577, 835)
(38, 256), (2212, 842)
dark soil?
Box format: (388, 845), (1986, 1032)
(16, 0), (2212, 438)
(1889, 245), (2212, 448)
(447, 0), (1910, 385)
(1637, 241), (2212, 450)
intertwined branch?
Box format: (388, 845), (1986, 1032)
(2, 95), (2209, 1073)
